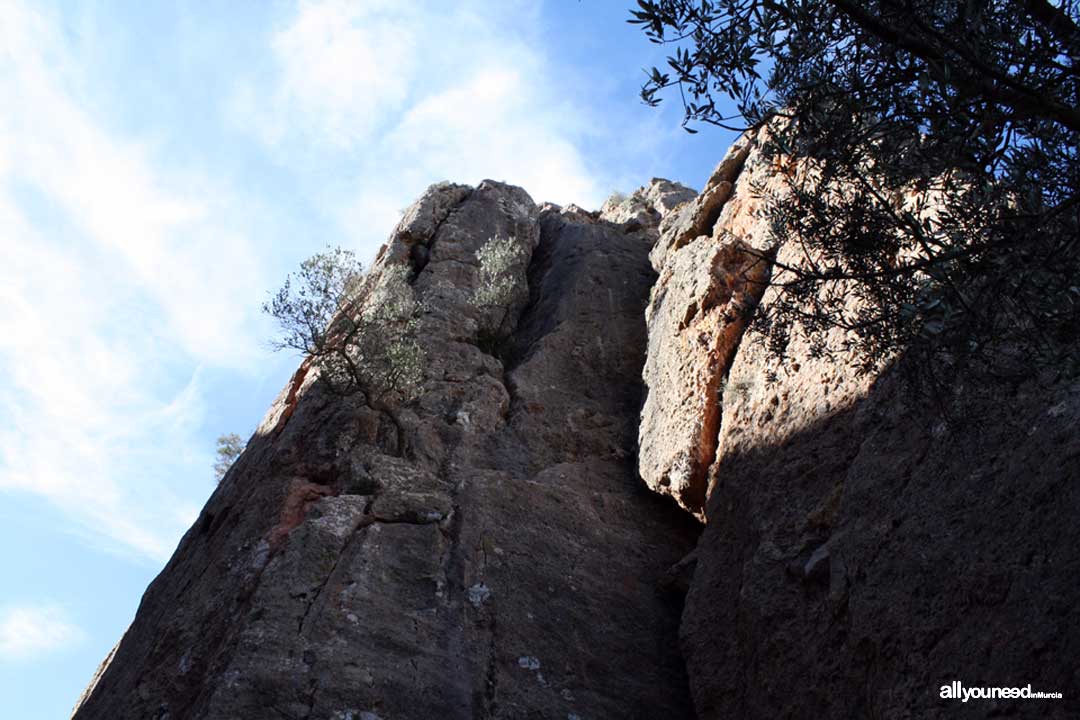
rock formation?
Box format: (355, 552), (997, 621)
(639, 129), (1080, 719)
(71, 180), (701, 720)
(73, 133), (1079, 719)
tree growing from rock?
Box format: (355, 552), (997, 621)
(213, 433), (245, 484)
(631, 0), (1080, 381)
(263, 247), (425, 401)
(471, 235), (526, 350)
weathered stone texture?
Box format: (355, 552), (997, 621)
(683, 329), (1080, 718)
(71, 181), (699, 720)
(599, 179), (696, 229)
(637, 129), (1080, 719)
(72, 133), (1080, 720)
(637, 128), (773, 517)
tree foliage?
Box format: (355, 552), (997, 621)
(263, 248), (425, 401)
(631, 0), (1080, 380)
(213, 433), (245, 484)
(472, 235), (526, 350)
(473, 236), (525, 313)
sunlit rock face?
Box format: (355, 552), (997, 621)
(71, 179), (699, 720)
(637, 129), (1080, 720)
(636, 131), (776, 518)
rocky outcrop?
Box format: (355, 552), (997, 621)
(73, 133), (1080, 720)
(71, 180), (699, 720)
(598, 179), (695, 228)
(637, 131), (776, 517)
(640, 130), (1080, 718)
(681, 302), (1080, 719)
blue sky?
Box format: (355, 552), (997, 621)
(0, 2), (736, 716)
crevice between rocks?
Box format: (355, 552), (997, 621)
(697, 246), (775, 509)
(408, 187), (475, 280)
(657, 136), (774, 518)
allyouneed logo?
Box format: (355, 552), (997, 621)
(940, 681), (1063, 702)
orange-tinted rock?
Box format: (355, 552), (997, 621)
(638, 127), (774, 516)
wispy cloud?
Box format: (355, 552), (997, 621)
(0, 604), (84, 661)
(0, 1), (263, 561)
(253, 0), (422, 148)
(232, 0), (604, 260)
(0, 0), (633, 564)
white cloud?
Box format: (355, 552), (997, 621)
(0, 0), (638, 565)
(0, 1), (267, 561)
(233, 0), (605, 263)
(0, 604), (84, 661)
(383, 67), (598, 207)
(266, 0), (421, 147)
(0, 4), (264, 367)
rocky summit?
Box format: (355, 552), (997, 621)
(72, 132), (1079, 720)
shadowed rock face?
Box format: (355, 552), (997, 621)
(683, 338), (1080, 720)
(640, 131), (1080, 719)
(71, 180), (699, 720)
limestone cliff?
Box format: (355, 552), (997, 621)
(73, 136), (1079, 720)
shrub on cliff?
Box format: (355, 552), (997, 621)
(264, 247), (424, 401)
(632, 0), (1079, 381)
(471, 234), (526, 353)
(213, 432), (245, 483)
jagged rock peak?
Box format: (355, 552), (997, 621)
(637, 128), (770, 517)
(598, 178), (696, 228)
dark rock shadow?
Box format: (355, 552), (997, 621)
(683, 360), (1080, 719)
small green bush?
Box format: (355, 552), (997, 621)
(213, 433), (245, 484)
(264, 247), (425, 402)
(471, 235), (526, 354)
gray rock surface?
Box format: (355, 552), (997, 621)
(684, 336), (1080, 719)
(599, 179), (696, 229)
(71, 180), (699, 720)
